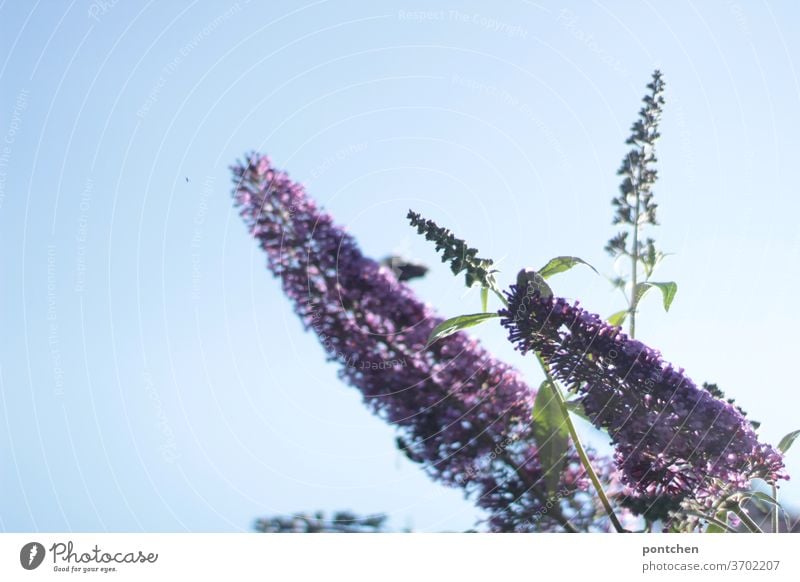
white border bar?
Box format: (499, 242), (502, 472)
(1, 533), (798, 581)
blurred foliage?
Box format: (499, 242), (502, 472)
(254, 511), (394, 533)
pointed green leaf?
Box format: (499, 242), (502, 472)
(607, 310), (628, 327)
(651, 281), (678, 311)
(426, 313), (499, 346)
(778, 429), (800, 454)
(531, 381), (570, 495)
(516, 269), (553, 299)
(750, 491), (779, 506)
(480, 286), (489, 313)
(705, 511), (729, 533)
(743, 491), (780, 513)
(564, 398), (591, 422)
(633, 282), (654, 304)
(634, 281), (677, 311)
(537, 256), (599, 280)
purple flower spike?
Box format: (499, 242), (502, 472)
(231, 154), (601, 532)
(500, 281), (786, 508)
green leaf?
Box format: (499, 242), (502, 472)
(607, 310), (628, 327)
(742, 491), (780, 513)
(426, 313), (499, 346)
(705, 511), (729, 533)
(564, 398), (591, 422)
(531, 381), (570, 495)
(538, 256), (599, 280)
(634, 281), (678, 311)
(652, 281), (678, 311)
(516, 269), (553, 299)
(480, 286), (489, 313)
(633, 282), (653, 303)
(778, 429), (800, 454)
(750, 491), (779, 506)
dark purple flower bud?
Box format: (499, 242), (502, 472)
(500, 282), (785, 507)
(231, 154), (601, 531)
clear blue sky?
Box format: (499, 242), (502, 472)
(1, 0), (798, 532)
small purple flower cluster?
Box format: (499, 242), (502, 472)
(231, 154), (597, 531)
(500, 282), (785, 507)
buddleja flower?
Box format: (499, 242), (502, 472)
(500, 279), (785, 516)
(607, 70), (664, 261)
(606, 70), (669, 337)
(231, 153), (605, 532)
(407, 210), (497, 289)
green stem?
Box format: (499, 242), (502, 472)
(492, 288), (509, 308)
(731, 503), (763, 533)
(772, 484), (780, 533)
(534, 353), (626, 533)
(629, 186), (640, 338)
(466, 286), (581, 532)
(493, 282), (623, 532)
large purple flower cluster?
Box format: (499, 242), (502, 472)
(500, 281), (785, 508)
(231, 154), (598, 532)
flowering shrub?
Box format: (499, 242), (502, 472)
(233, 71), (796, 532)
(501, 282), (785, 525)
(232, 154), (608, 532)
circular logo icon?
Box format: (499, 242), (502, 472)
(20, 542), (46, 570)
